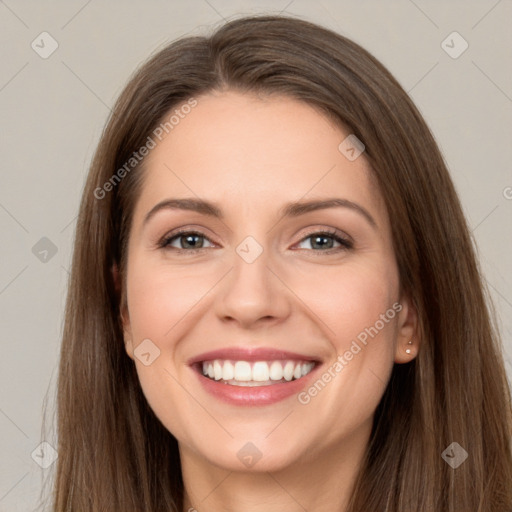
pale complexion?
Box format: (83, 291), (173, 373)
(117, 90), (419, 512)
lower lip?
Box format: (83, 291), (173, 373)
(192, 364), (321, 406)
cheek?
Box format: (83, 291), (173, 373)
(126, 259), (214, 341)
(291, 256), (399, 345)
(124, 260), (211, 438)
(290, 257), (400, 408)
(295, 265), (399, 411)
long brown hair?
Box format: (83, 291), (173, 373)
(49, 14), (512, 511)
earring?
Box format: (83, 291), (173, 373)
(405, 340), (413, 354)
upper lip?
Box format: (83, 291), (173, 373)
(187, 347), (322, 365)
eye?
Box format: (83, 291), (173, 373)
(294, 229), (353, 253)
(158, 230), (215, 253)
(157, 228), (353, 254)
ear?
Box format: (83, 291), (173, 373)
(111, 263), (134, 361)
(394, 291), (420, 364)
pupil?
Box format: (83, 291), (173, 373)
(313, 235), (332, 249)
(179, 234), (334, 250)
(183, 234), (201, 249)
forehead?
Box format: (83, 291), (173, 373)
(133, 90), (385, 224)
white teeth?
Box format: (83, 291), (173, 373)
(234, 361), (252, 381)
(252, 361), (270, 381)
(269, 361), (283, 380)
(213, 360), (223, 381)
(283, 361), (295, 381)
(301, 363), (310, 376)
(223, 360), (234, 380)
(200, 359), (316, 385)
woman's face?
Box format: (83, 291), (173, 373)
(119, 90), (417, 472)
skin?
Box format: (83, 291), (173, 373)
(117, 90), (419, 512)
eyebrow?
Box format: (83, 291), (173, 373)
(143, 197), (377, 229)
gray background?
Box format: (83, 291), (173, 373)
(1, 1), (511, 510)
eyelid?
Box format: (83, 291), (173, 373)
(296, 226), (353, 245)
(157, 225), (354, 254)
(292, 227), (353, 252)
(157, 227), (217, 251)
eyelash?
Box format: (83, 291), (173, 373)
(157, 228), (353, 255)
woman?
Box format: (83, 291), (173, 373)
(51, 14), (512, 511)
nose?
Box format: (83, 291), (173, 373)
(214, 246), (292, 329)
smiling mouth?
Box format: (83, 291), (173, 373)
(196, 359), (316, 386)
